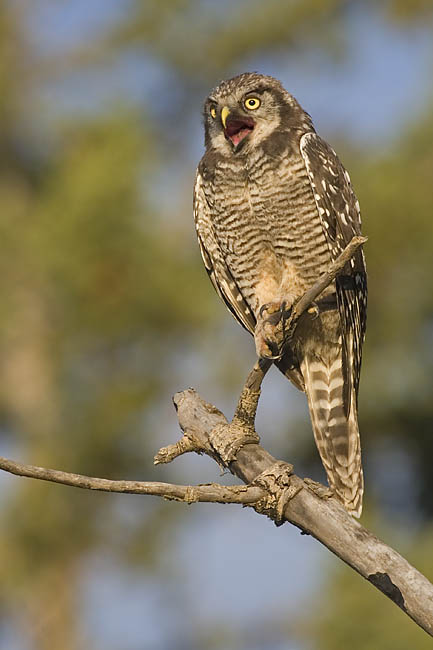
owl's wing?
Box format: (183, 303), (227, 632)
(193, 170), (256, 334)
(300, 132), (367, 406)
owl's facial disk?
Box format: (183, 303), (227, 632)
(204, 76), (290, 154)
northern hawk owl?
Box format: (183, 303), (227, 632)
(193, 73), (367, 517)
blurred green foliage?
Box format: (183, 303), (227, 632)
(0, 1), (432, 649)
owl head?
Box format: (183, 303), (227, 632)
(203, 72), (313, 155)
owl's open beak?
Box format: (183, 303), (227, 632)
(224, 116), (255, 147)
(221, 106), (255, 148)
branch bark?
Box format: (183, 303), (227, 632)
(0, 455), (264, 504)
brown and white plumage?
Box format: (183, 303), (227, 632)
(193, 73), (367, 516)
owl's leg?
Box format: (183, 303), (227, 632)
(254, 301), (292, 360)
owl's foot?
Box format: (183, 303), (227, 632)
(307, 301), (320, 319)
(258, 301), (291, 323)
(255, 301), (292, 360)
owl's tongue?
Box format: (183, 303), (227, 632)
(225, 118), (254, 146)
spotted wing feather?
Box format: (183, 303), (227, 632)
(300, 132), (367, 410)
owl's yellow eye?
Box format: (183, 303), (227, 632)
(210, 106), (217, 119)
(244, 97), (261, 110)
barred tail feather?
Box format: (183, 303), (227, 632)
(301, 352), (363, 517)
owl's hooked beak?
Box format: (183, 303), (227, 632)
(221, 106), (230, 129)
(221, 106), (255, 148)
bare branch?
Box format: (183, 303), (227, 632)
(0, 455), (264, 505)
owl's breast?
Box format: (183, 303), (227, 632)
(208, 150), (331, 315)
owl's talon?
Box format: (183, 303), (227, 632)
(255, 301), (293, 360)
(263, 353), (283, 361)
(254, 327), (282, 360)
(261, 340), (282, 361)
(259, 301), (292, 326)
(307, 302), (320, 319)
(258, 303), (268, 319)
(259, 302), (283, 320)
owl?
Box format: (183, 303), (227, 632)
(193, 73), (367, 517)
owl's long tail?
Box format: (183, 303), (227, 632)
(301, 350), (363, 517)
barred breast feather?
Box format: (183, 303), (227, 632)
(193, 170), (256, 334)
